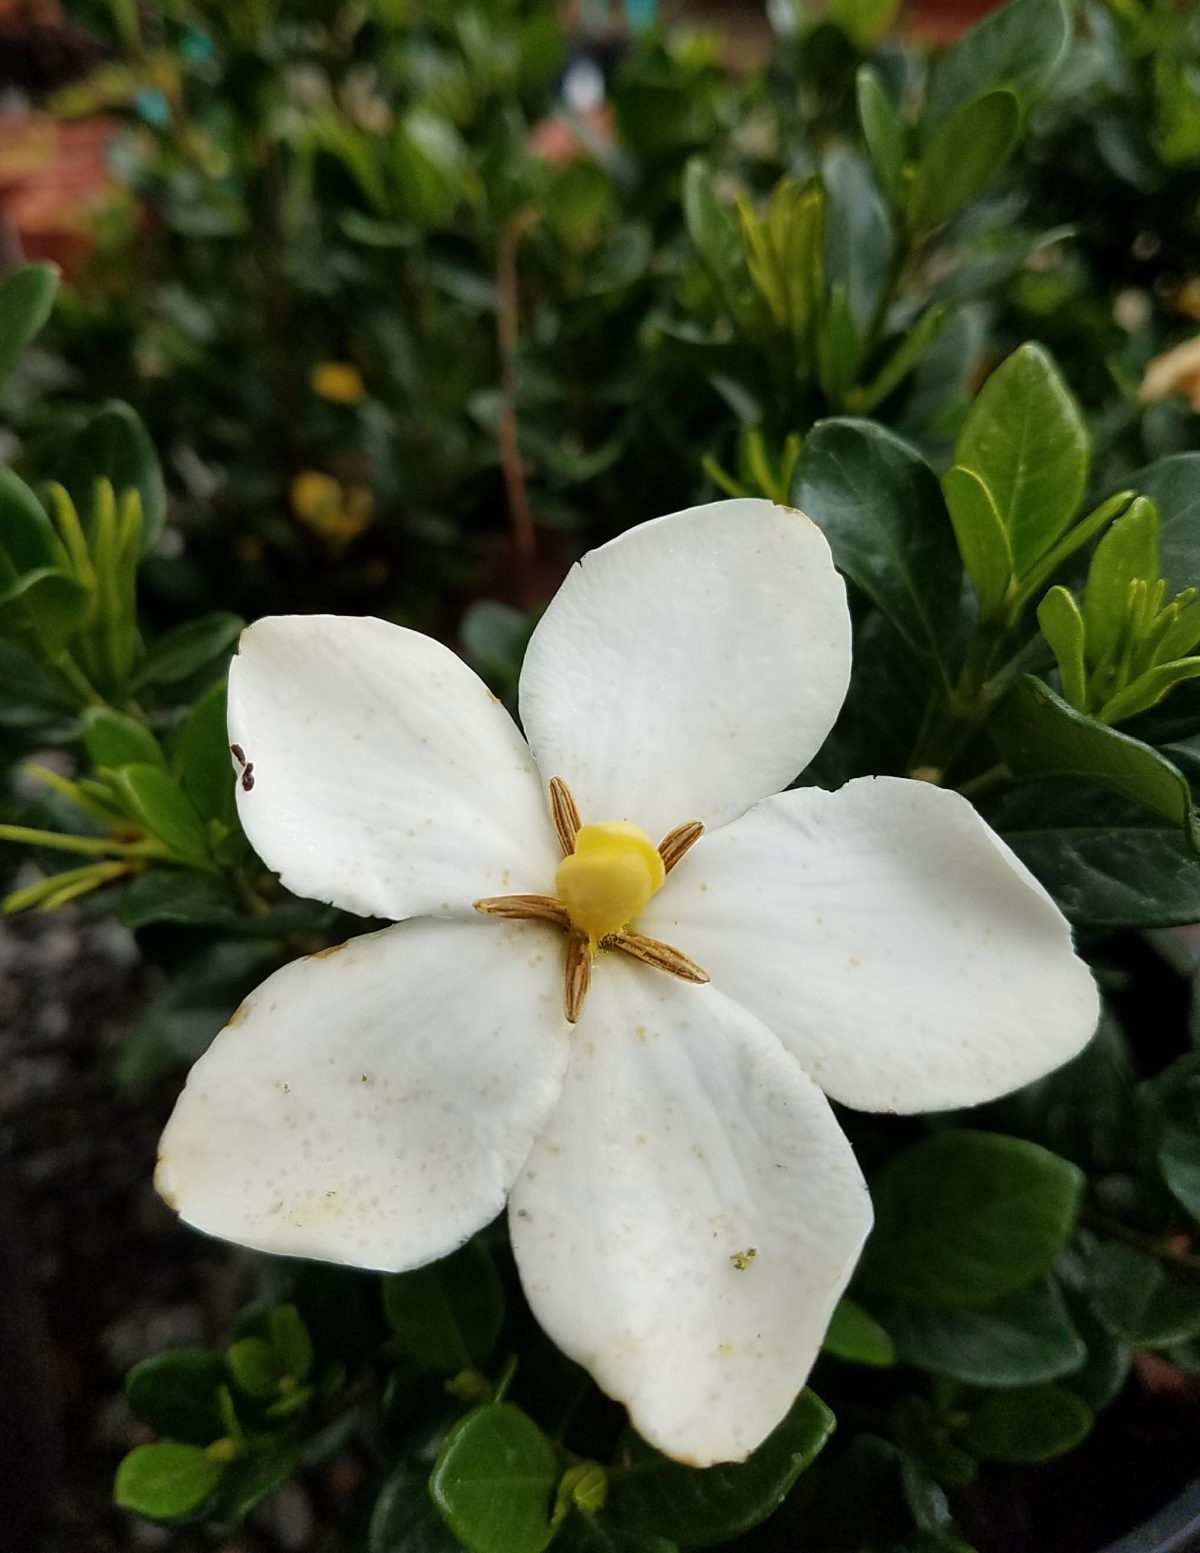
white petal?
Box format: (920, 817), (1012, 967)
(518, 500), (851, 840)
(229, 615), (558, 922)
(156, 918), (569, 1270)
(641, 776), (1100, 1113)
(508, 958), (871, 1465)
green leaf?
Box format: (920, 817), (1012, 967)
(269, 1305), (314, 1381)
(130, 612), (243, 692)
(0, 466), (62, 575)
(0, 636), (78, 726)
(879, 1276), (1086, 1386)
(1010, 491), (1136, 614)
(0, 262), (58, 387)
(860, 1131), (1084, 1309)
(117, 870), (238, 931)
(682, 158), (744, 322)
(999, 791), (1200, 929)
(942, 464), (1013, 619)
(1083, 496), (1160, 668)
(823, 1299), (896, 1367)
(608, 1390), (834, 1547)
(815, 287), (863, 407)
(1143, 1054), (1200, 1221)
(823, 147), (894, 333)
(1037, 589), (1088, 709)
(227, 1336), (284, 1399)
(393, 108), (470, 227)
(1134, 453), (1200, 599)
(851, 306), (948, 415)
(459, 601), (534, 696)
(125, 1349), (227, 1445)
(172, 677), (237, 828)
(922, 0), (1072, 137)
(107, 764), (212, 864)
(61, 400), (165, 553)
(907, 90), (1022, 232)
(370, 1458), (463, 1553)
(113, 1442), (224, 1521)
(83, 707), (165, 770)
(856, 67), (906, 206)
(1089, 1242), (1200, 1345)
(954, 343), (1089, 577)
(431, 1403), (559, 1553)
(0, 565), (90, 652)
(382, 1239), (505, 1373)
(556, 1516), (677, 1553)
(793, 418), (961, 672)
(828, 0), (899, 47)
(963, 1385), (1092, 1463)
(989, 676), (1200, 844)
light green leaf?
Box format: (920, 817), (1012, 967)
(922, 0), (1072, 137)
(114, 1442), (224, 1521)
(83, 707), (165, 771)
(227, 1335), (283, 1400)
(1037, 588), (1087, 709)
(942, 464), (1013, 619)
(955, 343), (1089, 577)
(382, 1239), (504, 1373)
(851, 305), (948, 415)
(269, 1305), (314, 1381)
(1083, 496), (1160, 668)
(793, 418), (961, 672)
(823, 1298), (896, 1367)
(1010, 491), (1135, 613)
(855, 66), (906, 207)
(963, 1385), (1092, 1463)
(860, 1131), (1083, 1309)
(106, 764), (213, 864)
(989, 675), (1200, 844)
(0, 262), (58, 387)
(879, 1276), (1086, 1386)
(907, 90), (1022, 232)
(431, 1403), (559, 1553)
(682, 158), (744, 323)
(131, 612), (243, 691)
(608, 1391), (834, 1547)
(0, 565), (90, 652)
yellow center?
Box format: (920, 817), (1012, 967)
(555, 821), (666, 945)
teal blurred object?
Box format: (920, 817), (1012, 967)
(625, 0), (657, 27)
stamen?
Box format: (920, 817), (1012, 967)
(658, 820), (704, 875)
(474, 894), (570, 928)
(606, 929), (710, 984)
(564, 930), (591, 1022)
(548, 777), (581, 857)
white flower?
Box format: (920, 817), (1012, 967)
(156, 498), (1099, 1466)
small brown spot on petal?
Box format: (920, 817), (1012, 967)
(311, 940), (350, 960)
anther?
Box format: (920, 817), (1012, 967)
(606, 929), (710, 985)
(564, 930), (591, 1022)
(548, 777), (581, 857)
(474, 894), (570, 928)
(658, 820), (704, 874)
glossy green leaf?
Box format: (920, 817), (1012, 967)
(989, 676), (1199, 844)
(0, 466), (61, 575)
(556, 1516), (677, 1553)
(0, 262), (58, 387)
(269, 1305), (314, 1381)
(855, 66), (906, 206)
(955, 343), (1089, 577)
(114, 1442), (224, 1521)
(907, 90), (1022, 232)
(963, 1384), (1092, 1462)
(61, 400), (165, 553)
(1089, 1242), (1200, 1345)
(382, 1239), (504, 1373)
(823, 147), (893, 333)
(1010, 491), (1135, 613)
(1083, 496), (1159, 668)
(793, 418), (961, 671)
(823, 1298), (896, 1367)
(1037, 588), (1087, 709)
(942, 463), (1013, 619)
(1134, 453), (1200, 599)
(879, 1276), (1086, 1386)
(117, 870), (239, 932)
(172, 677), (237, 828)
(125, 1349), (227, 1445)
(922, 0), (1071, 137)
(227, 1336), (283, 1400)
(608, 1390), (834, 1547)
(107, 764), (212, 864)
(130, 611), (243, 691)
(860, 1131), (1084, 1309)
(431, 1403), (559, 1553)
(370, 1458), (463, 1553)
(83, 707), (165, 771)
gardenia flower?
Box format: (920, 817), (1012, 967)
(157, 499), (1099, 1466)
(1139, 334), (1200, 412)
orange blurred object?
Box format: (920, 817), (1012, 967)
(0, 115), (119, 276)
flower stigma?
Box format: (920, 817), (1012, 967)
(474, 777), (709, 1023)
(556, 821), (666, 945)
